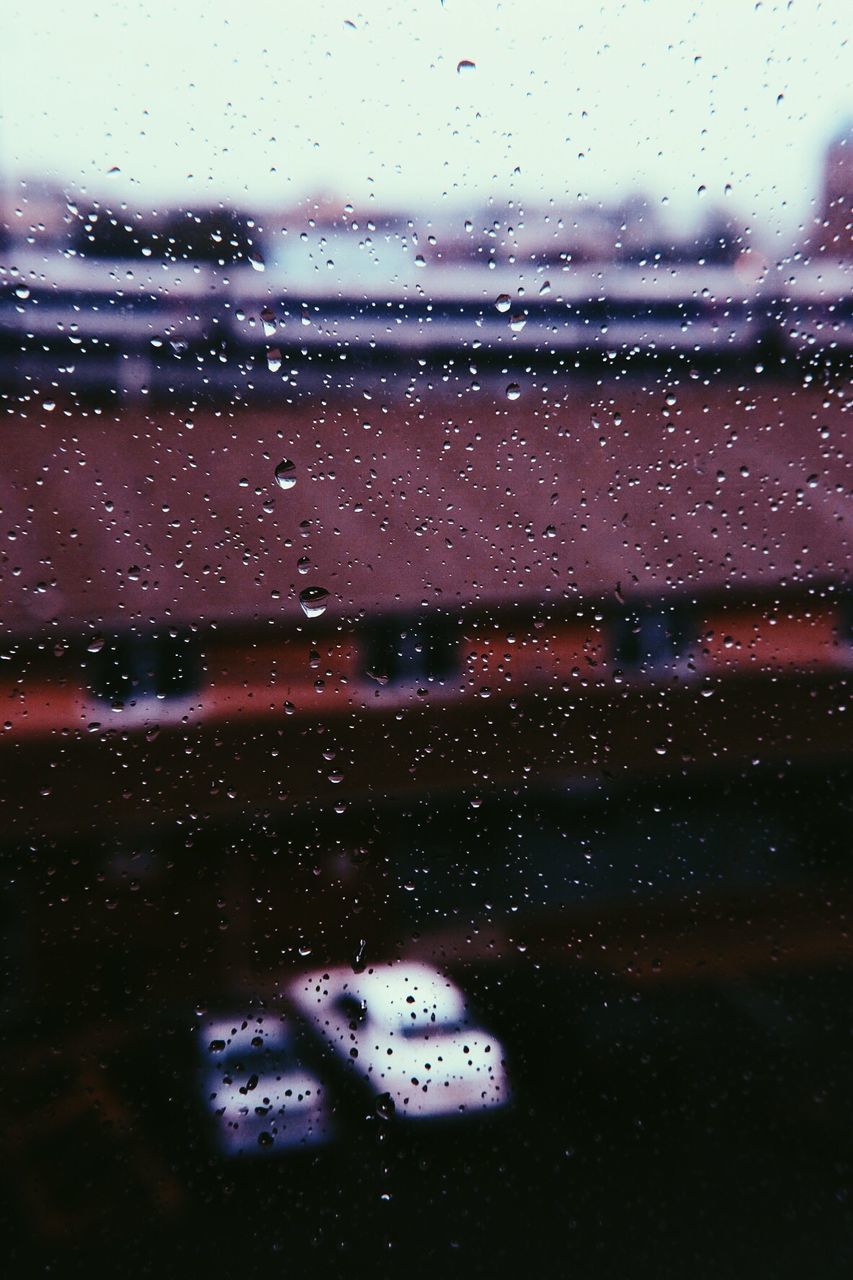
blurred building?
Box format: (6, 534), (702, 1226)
(419, 198), (745, 270)
(807, 122), (853, 260)
(0, 145), (849, 1051)
(818, 122), (853, 258)
(0, 178), (70, 250)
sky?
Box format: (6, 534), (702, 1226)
(3, 0), (851, 243)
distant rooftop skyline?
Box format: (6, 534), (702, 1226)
(3, 0), (852, 249)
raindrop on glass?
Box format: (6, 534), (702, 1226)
(261, 306), (276, 338)
(375, 1092), (396, 1121)
(299, 587), (330, 618)
(274, 459), (296, 490)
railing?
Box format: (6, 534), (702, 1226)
(2, 254), (849, 401)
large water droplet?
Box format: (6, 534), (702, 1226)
(299, 587), (330, 618)
(267, 348), (282, 373)
(505, 382), (521, 401)
(456, 59), (476, 74)
(274, 459), (296, 490)
(375, 1092), (396, 1121)
(495, 294), (511, 313)
(261, 305), (277, 338)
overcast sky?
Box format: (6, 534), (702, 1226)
(3, 0), (851, 242)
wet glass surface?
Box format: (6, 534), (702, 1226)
(1, 3), (852, 1275)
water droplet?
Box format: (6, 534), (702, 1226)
(495, 294), (511, 313)
(456, 59), (476, 74)
(505, 382), (521, 401)
(509, 313), (526, 333)
(274, 459), (296, 490)
(297, 556), (311, 575)
(414, 254), (426, 268)
(538, 280), (551, 296)
(87, 635), (105, 654)
(267, 348), (282, 373)
(248, 252), (265, 272)
(375, 1092), (396, 1121)
(299, 586), (330, 618)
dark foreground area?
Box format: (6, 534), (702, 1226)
(2, 764), (851, 1278)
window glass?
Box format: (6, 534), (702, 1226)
(2, 2), (852, 1275)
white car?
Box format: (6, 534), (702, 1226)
(287, 962), (509, 1120)
(200, 1012), (334, 1156)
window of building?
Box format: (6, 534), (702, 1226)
(362, 616), (458, 688)
(612, 604), (693, 675)
(87, 631), (200, 708)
